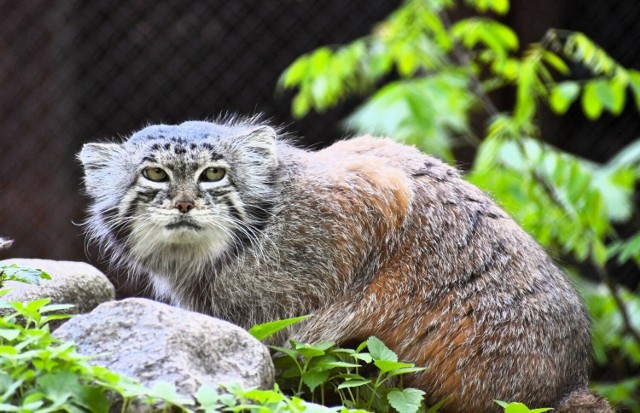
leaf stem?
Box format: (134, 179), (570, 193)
(594, 264), (640, 348)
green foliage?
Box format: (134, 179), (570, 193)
(280, 0), (640, 410)
(0, 264), (51, 287)
(0, 293), (194, 412)
(0, 295), (371, 413)
(271, 336), (427, 413)
(468, 137), (636, 266)
(251, 317), (431, 412)
(494, 401), (552, 413)
(576, 279), (640, 411)
(346, 72), (474, 162)
(248, 315), (313, 341)
(196, 383), (369, 413)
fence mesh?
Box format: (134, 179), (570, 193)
(0, 0), (399, 264)
(1, 0), (639, 278)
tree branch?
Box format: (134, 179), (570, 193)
(595, 264), (640, 348)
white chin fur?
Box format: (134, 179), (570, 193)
(128, 215), (234, 265)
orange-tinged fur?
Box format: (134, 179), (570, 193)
(286, 137), (609, 412)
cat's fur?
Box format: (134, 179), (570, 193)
(79, 119), (611, 412)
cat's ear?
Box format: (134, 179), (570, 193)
(78, 143), (120, 169)
(78, 143), (124, 196)
(243, 126), (278, 165)
(246, 125), (276, 148)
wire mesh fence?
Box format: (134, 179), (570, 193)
(0, 0), (639, 272)
(0, 0), (399, 265)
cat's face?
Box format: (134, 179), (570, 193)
(79, 121), (278, 267)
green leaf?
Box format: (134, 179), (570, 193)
(148, 381), (193, 405)
(295, 342), (327, 358)
(374, 360), (414, 375)
(591, 238), (608, 267)
(39, 303), (75, 314)
(280, 57), (309, 89)
(37, 372), (78, 406)
(0, 374), (23, 401)
(248, 315), (312, 341)
(323, 361), (362, 369)
(73, 385), (110, 413)
(385, 366), (427, 379)
(238, 387), (286, 404)
(366, 336), (398, 362)
(564, 32), (617, 76)
(271, 345), (301, 362)
(347, 74), (472, 162)
(607, 76), (627, 114)
(495, 401), (553, 413)
(25, 298), (52, 312)
(465, 0), (510, 15)
(582, 81), (604, 119)
(292, 93), (311, 118)
(0, 345), (18, 356)
(0, 264), (51, 286)
(542, 50), (569, 74)
(451, 18), (518, 55)
(302, 370), (330, 392)
(353, 352), (373, 363)
(0, 328), (20, 341)
(425, 396), (451, 413)
(387, 388), (425, 413)
(490, 0), (509, 14)
(616, 232), (640, 265)
(628, 70), (640, 110)
(337, 379), (372, 390)
(195, 385), (221, 409)
(548, 81), (580, 114)
(592, 79), (616, 112)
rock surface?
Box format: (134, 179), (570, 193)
(53, 297), (275, 398)
(0, 258), (115, 321)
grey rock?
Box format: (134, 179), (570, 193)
(53, 297), (275, 399)
(0, 259), (115, 323)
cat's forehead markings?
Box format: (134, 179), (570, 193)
(141, 155), (157, 163)
(143, 140), (224, 164)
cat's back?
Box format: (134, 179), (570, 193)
(279, 136), (596, 411)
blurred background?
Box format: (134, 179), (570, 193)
(1, 0), (638, 265)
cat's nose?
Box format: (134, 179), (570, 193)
(175, 201), (194, 214)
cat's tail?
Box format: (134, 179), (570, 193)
(555, 388), (613, 413)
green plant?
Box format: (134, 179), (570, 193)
(271, 338), (426, 413)
(0, 291), (195, 412)
(249, 316), (429, 413)
(196, 383), (368, 413)
(494, 401), (552, 413)
(0, 263), (51, 287)
(0, 287), (368, 412)
(279, 0), (640, 410)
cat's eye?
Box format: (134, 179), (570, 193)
(142, 167), (168, 182)
(200, 167), (226, 182)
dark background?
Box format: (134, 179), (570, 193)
(1, 1), (639, 288)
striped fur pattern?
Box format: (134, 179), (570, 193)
(79, 119), (610, 412)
